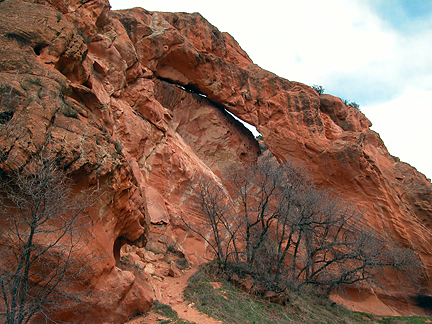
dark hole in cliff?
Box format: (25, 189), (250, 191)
(114, 236), (128, 266)
(83, 80), (93, 90)
(415, 294), (432, 310)
(55, 56), (75, 78)
(34, 44), (44, 56)
(0, 111), (13, 124)
(239, 152), (248, 163)
(161, 77), (207, 98)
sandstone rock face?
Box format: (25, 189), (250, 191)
(0, 0), (431, 321)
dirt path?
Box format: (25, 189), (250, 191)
(126, 265), (223, 324)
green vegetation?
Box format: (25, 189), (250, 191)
(312, 85), (325, 95)
(310, 84), (361, 111)
(184, 263), (432, 324)
(150, 301), (194, 324)
(185, 263), (293, 324)
(348, 101), (360, 110)
(342, 98), (361, 111)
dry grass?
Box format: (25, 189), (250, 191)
(184, 263), (432, 324)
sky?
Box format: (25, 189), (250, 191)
(110, 0), (432, 180)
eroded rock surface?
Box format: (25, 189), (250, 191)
(0, 0), (431, 321)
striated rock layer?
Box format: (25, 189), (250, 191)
(0, 0), (431, 321)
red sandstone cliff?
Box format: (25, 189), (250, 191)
(0, 0), (431, 321)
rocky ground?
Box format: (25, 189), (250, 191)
(121, 245), (222, 324)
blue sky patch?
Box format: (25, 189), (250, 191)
(369, 0), (432, 32)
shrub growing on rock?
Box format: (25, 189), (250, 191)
(312, 85), (325, 95)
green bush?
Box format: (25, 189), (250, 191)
(342, 98), (361, 111)
(348, 101), (361, 111)
(150, 300), (193, 324)
(312, 84), (325, 94)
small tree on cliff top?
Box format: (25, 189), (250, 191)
(312, 85), (325, 95)
(0, 156), (99, 324)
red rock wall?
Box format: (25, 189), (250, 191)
(0, 0), (431, 321)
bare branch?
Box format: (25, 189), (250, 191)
(0, 155), (100, 324)
(187, 154), (421, 298)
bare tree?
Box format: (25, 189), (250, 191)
(187, 154), (420, 296)
(226, 155), (289, 269)
(182, 175), (240, 267)
(283, 192), (419, 294)
(0, 156), (99, 324)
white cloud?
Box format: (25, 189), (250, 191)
(362, 89), (432, 179)
(110, 0), (432, 179)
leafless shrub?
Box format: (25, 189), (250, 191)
(186, 154), (421, 296)
(0, 155), (100, 324)
(182, 175), (241, 267)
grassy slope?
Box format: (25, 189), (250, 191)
(182, 264), (432, 324)
(149, 300), (195, 324)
